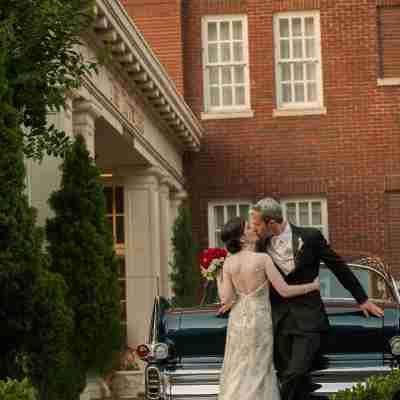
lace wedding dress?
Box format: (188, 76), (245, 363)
(217, 251), (281, 400)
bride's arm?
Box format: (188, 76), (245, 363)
(216, 259), (235, 305)
(264, 255), (319, 298)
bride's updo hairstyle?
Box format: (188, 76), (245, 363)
(220, 217), (245, 254)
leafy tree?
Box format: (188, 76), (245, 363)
(0, 0), (96, 160)
(0, 378), (36, 400)
(46, 135), (122, 377)
(169, 205), (201, 307)
(0, 41), (76, 400)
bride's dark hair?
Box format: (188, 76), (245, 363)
(220, 217), (245, 254)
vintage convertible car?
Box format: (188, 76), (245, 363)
(137, 261), (400, 399)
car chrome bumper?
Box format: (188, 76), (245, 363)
(147, 366), (393, 399)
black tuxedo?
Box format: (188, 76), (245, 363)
(256, 224), (368, 400)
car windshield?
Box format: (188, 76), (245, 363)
(320, 264), (394, 302)
(199, 265), (395, 305)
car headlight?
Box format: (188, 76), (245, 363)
(390, 336), (400, 355)
(152, 343), (169, 360)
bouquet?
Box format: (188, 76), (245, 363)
(200, 247), (228, 281)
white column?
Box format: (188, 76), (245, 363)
(159, 179), (172, 299)
(72, 99), (101, 157)
(123, 167), (163, 346)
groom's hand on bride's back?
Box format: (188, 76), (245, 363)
(217, 302), (233, 316)
(359, 300), (384, 318)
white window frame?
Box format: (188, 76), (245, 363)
(281, 197), (329, 240)
(273, 11), (325, 114)
(202, 15), (251, 116)
(208, 200), (252, 247)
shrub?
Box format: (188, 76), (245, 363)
(330, 369), (400, 400)
(0, 379), (36, 400)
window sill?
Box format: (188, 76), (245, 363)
(377, 78), (400, 87)
(201, 110), (254, 120)
(273, 107), (327, 117)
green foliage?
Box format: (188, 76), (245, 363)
(0, 0), (96, 160)
(0, 42), (76, 400)
(169, 205), (201, 307)
(46, 135), (122, 375)
(330, 369), (400, 400)
(0, 379), (36, 400)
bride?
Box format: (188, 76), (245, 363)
(216, 217), (320, 400)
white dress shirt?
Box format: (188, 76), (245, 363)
(267, 222), (295, 275)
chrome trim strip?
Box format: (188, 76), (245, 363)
(311, 382), (365, 396)
(311, 366), (392, 375)
(170, 385), (219, 396)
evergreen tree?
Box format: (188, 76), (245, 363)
(169, 205), (201, 307)
(0, 41), (76, 400)
(46, 135), (122, 378)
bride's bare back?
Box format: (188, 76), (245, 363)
(217, 249), (318, 305)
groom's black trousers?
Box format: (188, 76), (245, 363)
(274, 329), (321, 400)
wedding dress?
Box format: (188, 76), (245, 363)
(217, 250), (281, 400)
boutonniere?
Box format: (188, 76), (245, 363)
(295, 237), (304, 259)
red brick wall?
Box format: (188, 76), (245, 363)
(122, 0), (185, 96)
(181, 0), (400, 275)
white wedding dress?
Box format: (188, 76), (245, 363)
(217, 250), (281, 400)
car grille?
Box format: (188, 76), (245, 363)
(146, 366), (162, 399)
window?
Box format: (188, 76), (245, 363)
(208, 201), (251, 247)
(377, 6), (400, 84)
(104, 185), (125, 246)
(274, 11), (324, 113)
(202, 15), (251, 115)
(281, 198), (328, 239)
(320, 265), (394, 302)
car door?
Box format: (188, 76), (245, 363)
(315, 265), (387, 370)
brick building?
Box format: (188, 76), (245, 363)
(123, 0), (400, 277)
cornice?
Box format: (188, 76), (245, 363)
(92, 0), (203, 151)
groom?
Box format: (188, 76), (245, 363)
(249, 197), (384, 400)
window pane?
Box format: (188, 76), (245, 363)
(239, 204), (249, 218)
(116, 216), (124, 243)
(299, 202), (309, 226)
(104, 187), (113, 214)
(107, 216), (113, 234)
(294, 63), (304, 81)
(221, 43), (231, 62)
(292, 18), (302, 36)
(227, 205), (237, 220)
(235, 86), (246, 105)
(210, 87), (220, 106)
(220, 21), (230, 41)
(294, 83), (305, 102)
(118, 257), (126, 277)
(208, 44), (218, 63)
(281, 63), (291, 81)
(305, 17), (315, 36)
(233, 42), (243, 61)
(282, 83), (292, 102)
(115, 186), (124, 214)
(208, 22), (217, 41)
(312, 202), (322, 225)
(305, 39), (315, 58)
(293, 39), (303, 58)
(222, 67), (232, 84)
(233, 21), (243, 40)
(209, 67), (219, 85)
(286, 203), (297, 224)
(234, 66), (245, 83)
(307, 82), (317, 102)
(279, 19), (289, 38)
(216, 231), (223, 248)
(280, 40), (290, 59)
(222, 86), (233, 106)
(306, 63), (316, 80)
(215, 206), (224, 228)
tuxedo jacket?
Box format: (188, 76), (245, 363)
(256, 224), (368, 333)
